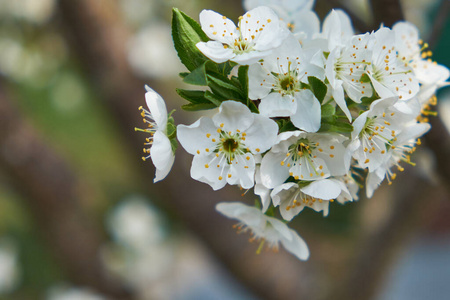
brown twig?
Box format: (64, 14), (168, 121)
(369, 0), (404, 28)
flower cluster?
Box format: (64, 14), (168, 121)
(135, 1), (449, 260)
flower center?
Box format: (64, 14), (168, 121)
(288, 138), (315, 161)
(232, 38), (254, 54)
(223, 138), (239, 153)
(213, 129), (248, 164)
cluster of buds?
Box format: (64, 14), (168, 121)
(135, 0), (449, 260)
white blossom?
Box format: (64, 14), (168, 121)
(177, 101), (278, 190)
(349, 96), (416, 172)
(366, 27), (420, 101)
(196, 6), (289, 65)
(334, 172), (360, 204)
(322, 9), (354, 51)
(244, 0), (319, 43)
(271, 179), (342, 220)
(216, 202), (309, 260)
(107, 197), (165, 251)
(325, 32), (374, 120)
(136, 86), (175, 182)
(260, 131), (349, 188)
(366, 121), (430, 197)
(248, 36), (324, 131)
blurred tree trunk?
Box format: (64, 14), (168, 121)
(0, 82), (131, 300)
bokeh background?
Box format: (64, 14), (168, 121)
(0, 0), (449, 299)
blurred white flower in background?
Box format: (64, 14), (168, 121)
(0, 239), (20, 295)
(0, 0), (55, 23)
(102, 196), (175, 299)
(46, 286), (105, 300)
(107, 196), (166, 251)
(128, 23), (182, 79)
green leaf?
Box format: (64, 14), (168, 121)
(217, 61), (237, 76)
(321, 104), (336, 118)
(179, 72), (189, 78)
(182, 103), (217, 111)
(183, 62), (208, 86)
(238, 65), (249, 102)
(204, 90), (224, 106)
(308, 76), (327, 103)
(170, 137), (178, 153)
(360, 73), (371, 83)
(207, 75), (245, 101)
(172, 8), (209, 71)
(277, 118), (296, 133)
(176, 89), (209, 104)
(254, 199), (261, 210)
(320, 119), (354, 133)
(166, 117), (177, 139)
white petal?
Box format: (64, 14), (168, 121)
(255, 166), (272, 212)
(177, 117), (219, 155)
(241, 7), (289, 51)
(314, 136), (348, 176)
(331, 81), (352, 122)
(216, 202), (265, 228)
(145, 88), (168, 130)
(271, 182), (298, 207)
(196, 41), (235, 63)
(232, 50), (273, 65)
(323, 9), (354, 50)
(290, 89), (321, 132)
(248, 63), (274, 100)
(213, 101), (254, 133)
(414, 60), (450, 86)
(267, 217), (293, 241)
(199, 10), (237, 45)
(289, 156), (330, 181)
(191, 154), (228, 190)
(259, 93), (297, 117)
(366, 167), (386, 198)
(244, 114), (279, 154)
(396, 122), (430, 143)
(150, 131), (174, 182)
(301, 179), (341, 200)
(229, 154), (256, 189)
(280, 229), (309, 260)
(260, 152), (291, 188)
(351, 111), (369, 140)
